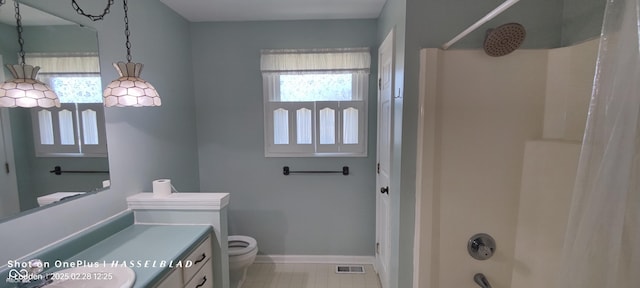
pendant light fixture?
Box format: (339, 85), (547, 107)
(0, 0), (60, 108)
(102, 0), (161, 107)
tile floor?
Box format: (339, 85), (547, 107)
(241, 263), (382, 288)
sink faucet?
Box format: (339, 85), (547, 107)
(14, 259), (53, 288)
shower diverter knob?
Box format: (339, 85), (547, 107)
(477, 245), (493, 258)
(468, 233), (496, 260)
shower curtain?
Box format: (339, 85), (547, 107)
(560, 0), (640, 287)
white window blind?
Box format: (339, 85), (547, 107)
(27, 53), (107, 157)
(261, 48), (370, 157)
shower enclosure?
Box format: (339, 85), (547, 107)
(414, 0), (639, 287)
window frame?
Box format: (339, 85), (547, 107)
(26, 53), (107, 158)
(263, 72), (369, 158)
(31, 103), (108, 158)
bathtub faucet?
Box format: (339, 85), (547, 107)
(474, 273), (492, 288)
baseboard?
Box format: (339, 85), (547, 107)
(255, 255), (375, 265)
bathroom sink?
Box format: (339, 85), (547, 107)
(46, 264), (135, 288)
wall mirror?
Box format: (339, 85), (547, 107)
(0, 0), (109, 221)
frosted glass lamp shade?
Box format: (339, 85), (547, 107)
(0, 64), (61, 108)
(103, 62), (161, 107)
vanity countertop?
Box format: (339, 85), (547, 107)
(54, 224), (212, 288)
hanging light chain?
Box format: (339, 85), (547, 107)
(14, 0), (25, 65)
(123, 0), (132, 63)
(71, 0), (115, 21)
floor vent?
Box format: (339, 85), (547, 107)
(335, 265), (365, 274)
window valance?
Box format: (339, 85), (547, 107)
(260, 48), (370, 74)
(24, 52), (100, 74)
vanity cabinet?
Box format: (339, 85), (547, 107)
(155, 269), (182, 288)
(155, 236), (213, 288)
(127, 192), (230, 288)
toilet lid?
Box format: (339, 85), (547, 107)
(228, 235), (257, 256)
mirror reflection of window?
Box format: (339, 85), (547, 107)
(26, 53), (107, 157)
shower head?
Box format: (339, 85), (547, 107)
(483, 23), (526, 57)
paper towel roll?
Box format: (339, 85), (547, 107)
(153, 179), (172, 197)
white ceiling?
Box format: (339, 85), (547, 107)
(159, 0), (388, 22)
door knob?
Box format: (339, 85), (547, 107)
(380, 186), (389, 194)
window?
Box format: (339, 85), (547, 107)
(261, 48), (370, 157)
(26, 53), (107, 157)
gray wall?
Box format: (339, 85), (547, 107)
(191, 20), (378, 256)
(0, 22), (19, 82)
(562, 0), (606, 45)
(0, 0), (200, 264)
(23, 25), (98, 52)
(0, 24), (96, 75)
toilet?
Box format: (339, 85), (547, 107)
(228, 235), (258, 288)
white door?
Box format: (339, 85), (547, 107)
(375, 29), (394, 288)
